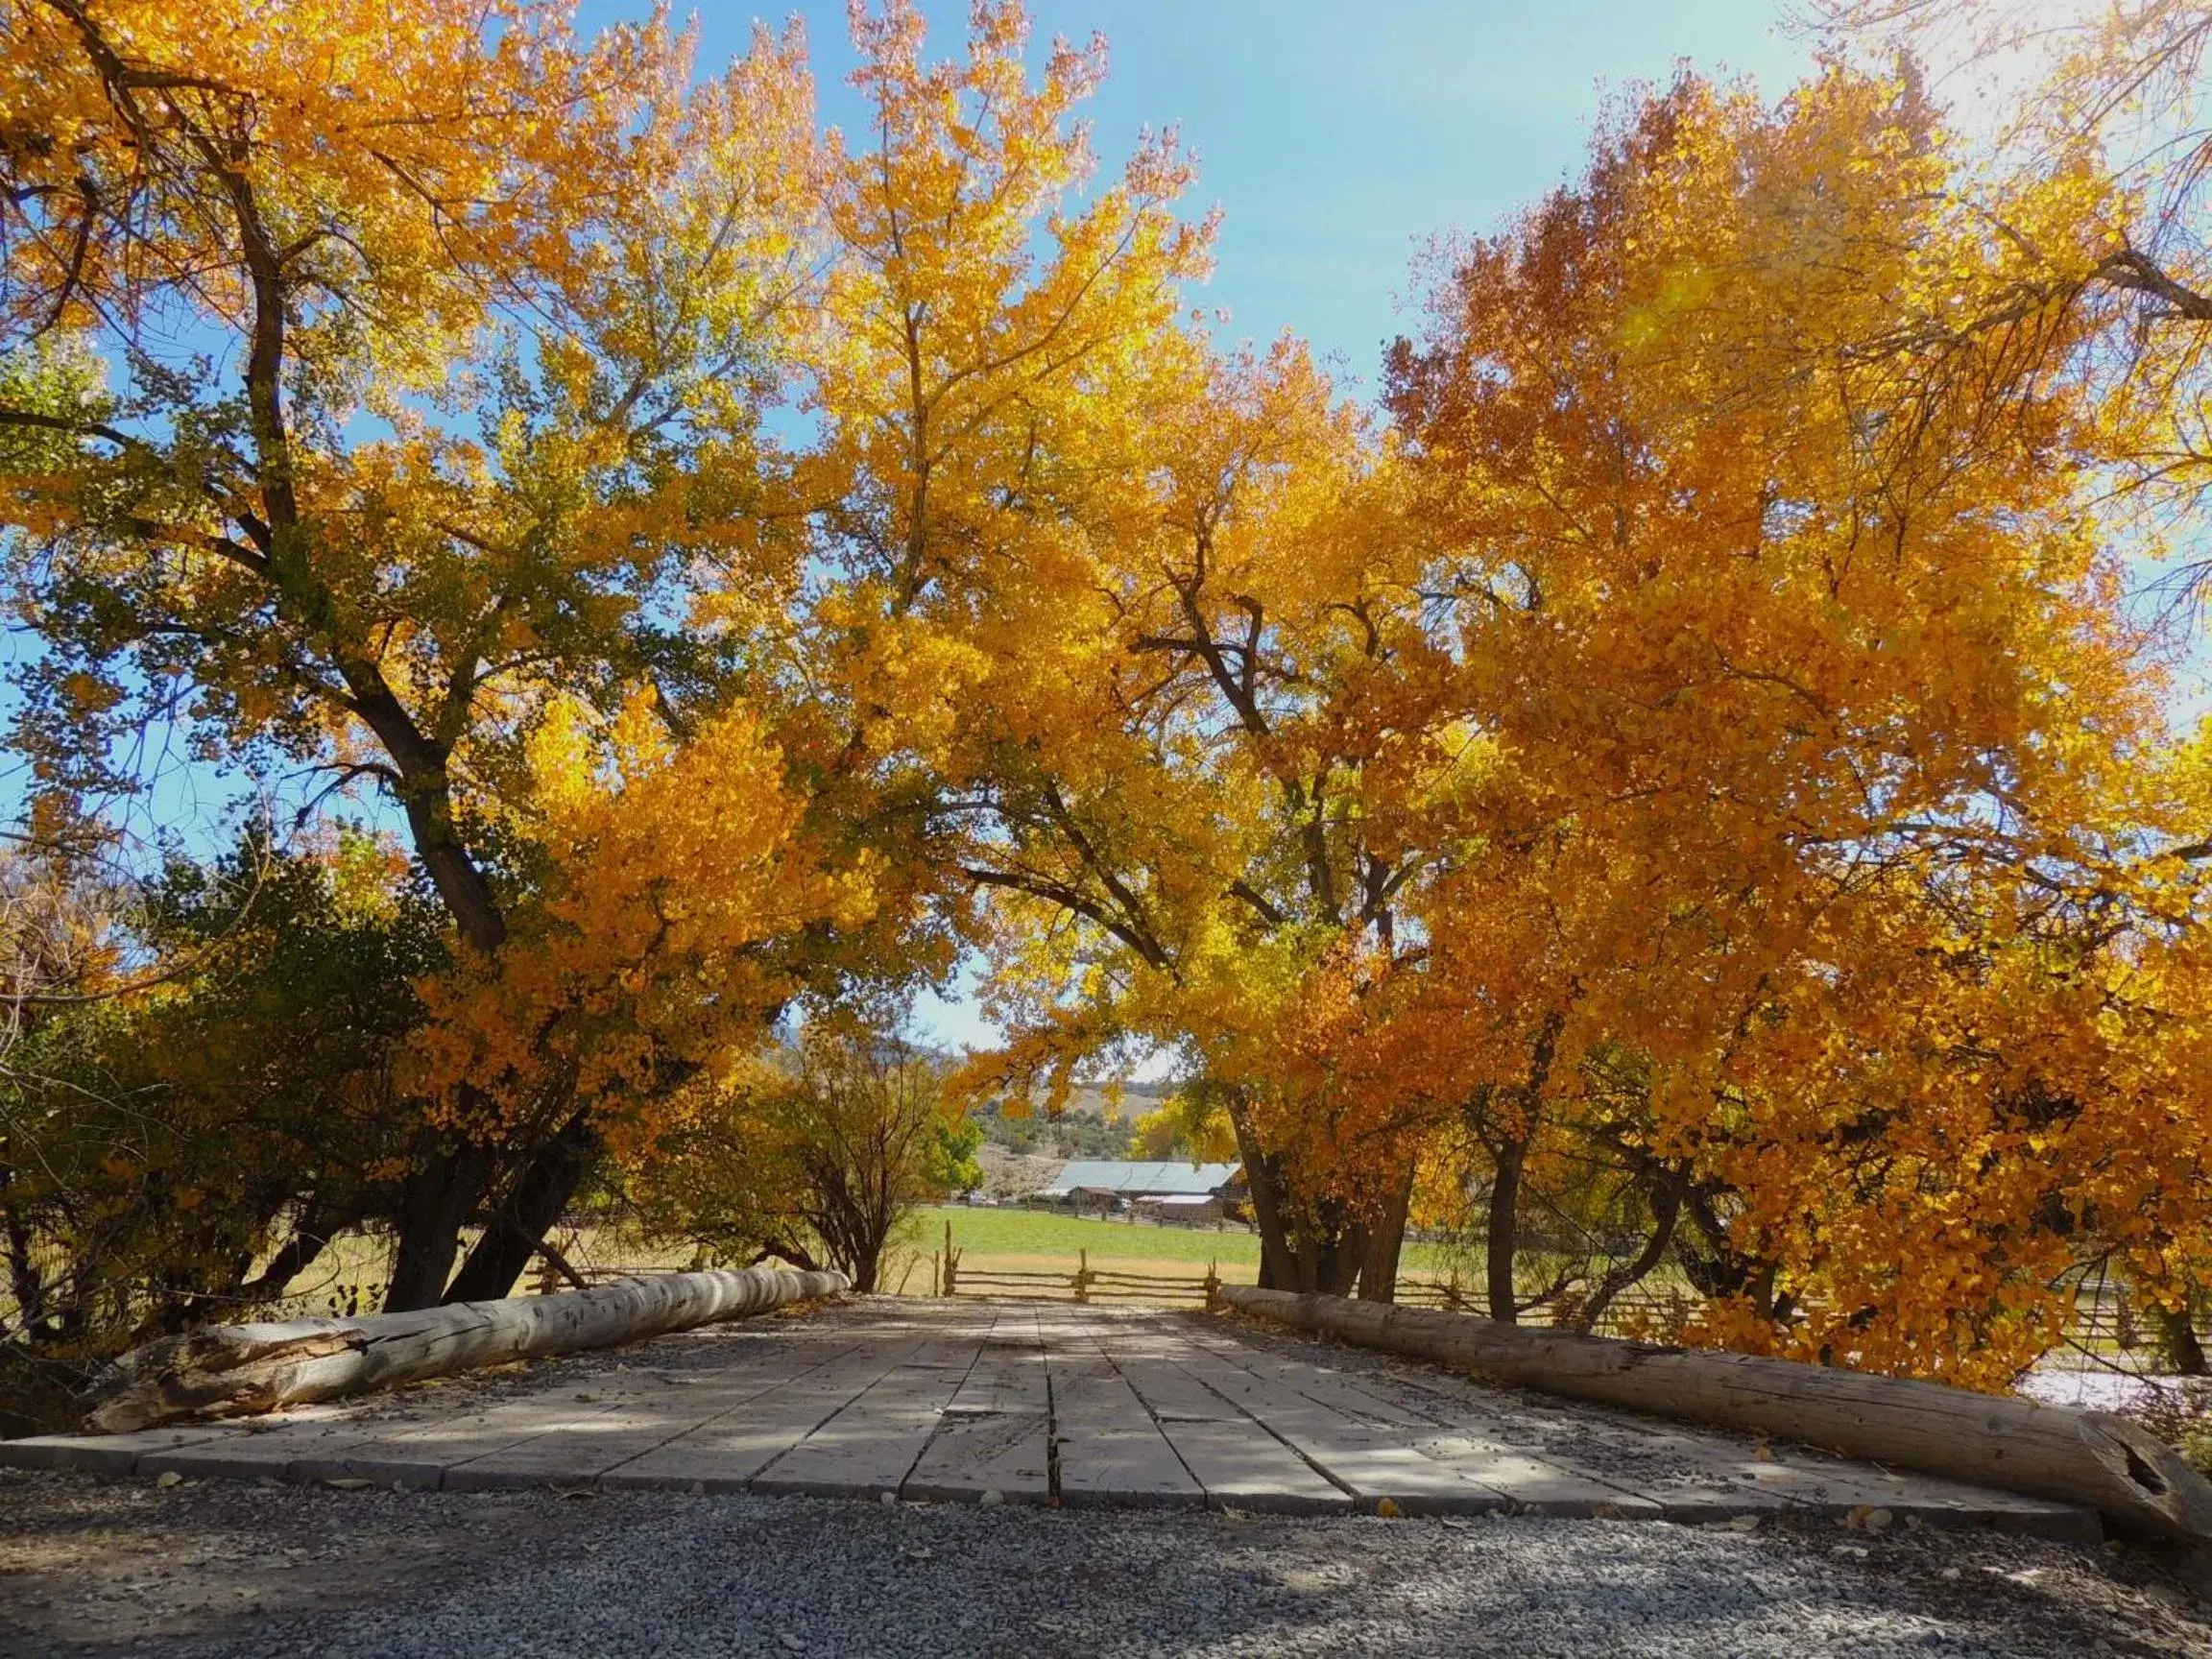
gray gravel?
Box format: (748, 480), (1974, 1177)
(5, 1466), (2210, 1657)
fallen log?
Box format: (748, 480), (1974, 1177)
(1219, 1286), (2212, 1545)
(83, 1266), (850, 1433)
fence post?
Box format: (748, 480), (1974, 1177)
(1075, 1247), (1091, 1305)
(941, 1219), (961, 1297)
(1204, 1257), (1220, 1312)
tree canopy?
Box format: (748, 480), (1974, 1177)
(3, 0), (2210, 1394)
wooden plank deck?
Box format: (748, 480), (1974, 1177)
(0, 1296), (2101, 1539)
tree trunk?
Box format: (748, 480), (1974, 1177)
(1485, 1138), (1525, 1323)
(384, 1135), (492, 1312)
(1, 1165), (45, 1335)
(236, 1205), (349, 1305)
(1229, 1111), (1298, 1291)
(1573, 1180), (1680, 1334)
(1296, 1221), (1368, 1298)
(1218, 1286), (2212, 1545)
(442, 1112), (603, 1306)
(1228, 1105), (1368, 1295)
(1356, 1159), (1415, 1303)
(2153, 1297), (2212, 1378)
(81, 1266), (850, 1432)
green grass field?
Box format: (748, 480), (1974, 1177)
(902, 1205), (1465, 1277)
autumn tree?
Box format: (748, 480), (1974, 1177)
(0, 1), (892, 1310)
(631, 1016), (973, 1293)
(787, 2), (1586, 1301)
(1806, 0), (2212, 608)
(0, 828), (442, 1414)
(1382, 65), (2210, 1382)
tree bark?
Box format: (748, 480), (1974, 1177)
(1, 1164), (45, 1335)
(1229, 1110), (1298, 1291)
(1485, 1139), (1525, 1323)
(384, 1135), (492, 1312)
(235, 1205), (349, 1305)
(442, 1112), (603, 1306)
(1356, 1159), (1415, 1303)
(2153, 1298), (2212, 1378)
(1226, 1095), (1366, 1295)
(82, 1266), (850, 1431)
(1218, 1286), (2212, 1545)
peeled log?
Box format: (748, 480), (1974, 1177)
(83, 1267), (850, 1433)
(1220, 1286), (2212, 1544)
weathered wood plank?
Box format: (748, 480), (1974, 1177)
(600, 1341), (928, 1493)
(899, 1308), (1051, 1503)
(1072, 1317), (1342, 1511)
(1168, 1344), (1503, 1514)
(1044, 1318), (1202, 1508)
(1152, 1417), (1350, 1514)
(1220, 1287), (2207, 1542)
(1177, 1324), (1440, 1430)
(752, 1350), (983, 1499)
(0, 1425), (231, 1476)
(440, 1349), (856, 1490)
(904, 1410), (1051, 1503)
(942, 1310), (1049, 1418)
(1095, 1344), (1245, 1425)
(1414, 1433), (1663, 1520)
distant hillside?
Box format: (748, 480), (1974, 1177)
(965, 1077), (1175, 1164)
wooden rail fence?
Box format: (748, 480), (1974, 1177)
(553, 1226), (2194, 1367)
(932, 1224), (1224, 1308)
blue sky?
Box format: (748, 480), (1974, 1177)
(635, 1), (1818, 1050)
(669, 1), (1817, 394)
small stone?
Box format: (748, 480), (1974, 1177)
(779, 1634), (805, 1653)
(879, 1490), (897, 1506)
(155, 1471), (182, 1489)
(1940, 1567), (1962, 1581)
(688, 1481), (707, 1496)
(322, 1477), (373, 1492)
(1863, 1508), (1894, 1532)
(978, 1489), (1004, 1507)
(1723, 1515), (1761, 1533)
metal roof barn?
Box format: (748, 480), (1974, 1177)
(1038, 1161), (1240, 1198)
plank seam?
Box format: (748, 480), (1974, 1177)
(893, 1310), (998, 1501)
(1089, 1313), (1284, 1506)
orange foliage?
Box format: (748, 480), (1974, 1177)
(5, 2), (2212, 1373)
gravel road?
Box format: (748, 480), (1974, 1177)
(5, 1465), (2210, 1658)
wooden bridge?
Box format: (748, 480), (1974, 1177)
(0, 1297), (2097, 1534)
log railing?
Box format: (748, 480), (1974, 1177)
(82, 1266), (850, 1432)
